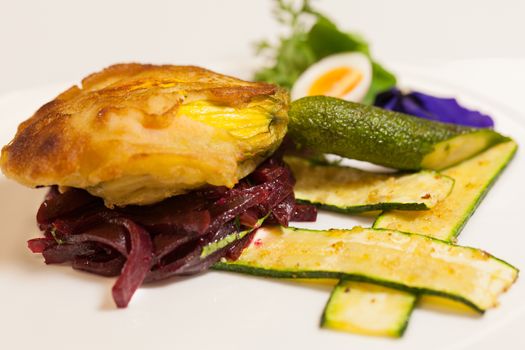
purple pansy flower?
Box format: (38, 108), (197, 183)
(374, 88), (494, 128)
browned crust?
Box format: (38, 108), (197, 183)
(2, 99), (82, 183)
(81, 63), (277, 105)
(0, 63), (284, 190)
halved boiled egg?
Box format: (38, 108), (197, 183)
(291, 52), (372, 102)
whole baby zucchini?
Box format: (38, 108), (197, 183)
(288, 96), (507, 170)
(213, 226), (518, 312)
(322, 141), (518, 337)
(286, 156), (454, 213)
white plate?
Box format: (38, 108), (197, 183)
(0, 64), (524, 350)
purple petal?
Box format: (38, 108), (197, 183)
(374, 88), (494, 128)
(374, 87), (402, 110)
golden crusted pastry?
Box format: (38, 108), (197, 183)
(1, 64), (289, 207)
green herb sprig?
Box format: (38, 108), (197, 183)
(254, 0), (396, 104)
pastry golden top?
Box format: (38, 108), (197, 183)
(1, 64), (289, 207)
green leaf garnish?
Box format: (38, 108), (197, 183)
(50, 226), (65, 245)
(254, 0), (396, 104)
(200, 216), (267, 259)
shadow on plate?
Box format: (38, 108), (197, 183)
(208, 270), (337, 294)
(417, 295), (481, 318)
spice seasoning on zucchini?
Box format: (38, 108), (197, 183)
(321, 141), (518, 337)
(214, 226), (518, 312)
(286, 156), (454, 213)
(374, 141), (518, 239)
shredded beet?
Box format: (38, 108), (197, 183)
(28, 155), (317, 307)
(290, 203), (318, 222)
(110, 218), (153, 308)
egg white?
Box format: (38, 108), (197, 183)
(291, 52), (373, 102)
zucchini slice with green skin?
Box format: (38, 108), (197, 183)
(285, 156), (454, 213)
(213, 226), (518, 312)
(322, 141), (518, 337)
(321, 281), (416, 337)
(374, 141), (518, 240)
(201, 216), (267, 258)
(289, 96), (508, 170)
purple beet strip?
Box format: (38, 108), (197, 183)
(28, 155), (317, 308)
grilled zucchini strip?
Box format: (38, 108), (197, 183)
(374, 141), (518, 239)
(286, 156), (454, 214)
(322, 141), (518, 337)
(213, 226), (518, 312)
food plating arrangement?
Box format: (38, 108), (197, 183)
(0, 0), (519, 339)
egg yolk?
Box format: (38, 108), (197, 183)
(307, 67), (363, 98)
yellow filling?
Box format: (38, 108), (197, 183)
(308, 67), (363, 97)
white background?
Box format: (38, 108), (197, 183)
(1, 1), (525, 349)
(0, 0), (524, 94)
